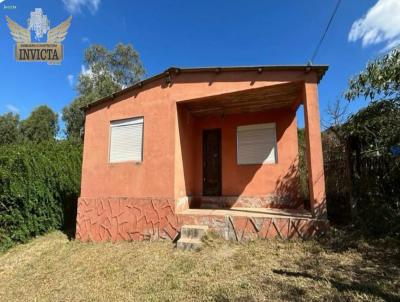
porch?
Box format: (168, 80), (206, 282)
(175, 79), (327, 230)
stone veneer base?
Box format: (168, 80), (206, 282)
(76, 197), (328, 242)
(76, 197), (179, 242)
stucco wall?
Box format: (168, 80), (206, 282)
(175, 107), (300, 201)
(80, 70), (318, 201)
(80, 80), (176, 199)
(175, 105), (196, 198)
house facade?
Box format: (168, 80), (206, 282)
(76, 66), (329, 242)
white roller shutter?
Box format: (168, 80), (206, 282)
(237, 123), (277, 164)
(109, 117), (143, 163)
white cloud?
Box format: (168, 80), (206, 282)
(62, 0), (101, 14)
(5, 104), (19, 113)
(81, 37), (90, 43)
(67, 74), (74, 87)
(382, 38), (400, 52)
(349, 0), (400, 50)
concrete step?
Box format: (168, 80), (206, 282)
(176, 238), (203, 251)
(180, 224), (209, 239)
(177, 225), (209, 251)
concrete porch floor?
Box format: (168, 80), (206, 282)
(179, 207), (313, 219)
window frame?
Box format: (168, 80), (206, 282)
(108, 116), (144, 164)
(236, 122), (278, 165)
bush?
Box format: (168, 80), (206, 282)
(352, 154), (400, 238)
(324, 100), (400, 238)
(0, 141), (82, 250)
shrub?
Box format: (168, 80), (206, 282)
(324, 100), (400, 237)
(0, 141), (82, 250)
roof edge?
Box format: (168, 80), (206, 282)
(82, 65), (329, 112)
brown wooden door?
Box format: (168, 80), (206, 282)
(203, 129), (221, 196)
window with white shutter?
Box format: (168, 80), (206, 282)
(237, 123), (277, 165)
(109, 117), (143, 163)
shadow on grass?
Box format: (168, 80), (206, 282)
(62, 228), (76, 241)
(61, 194), (77, 241)
(272, 269), (399, 302)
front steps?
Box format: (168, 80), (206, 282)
(176, 225), (209, 251)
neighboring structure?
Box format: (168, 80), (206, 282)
(76, 65), (329, 242)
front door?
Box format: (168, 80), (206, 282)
(203, 129), (221, 196)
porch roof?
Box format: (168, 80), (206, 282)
(180, 81), (303, 116)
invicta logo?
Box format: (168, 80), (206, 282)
(6, 8), (71, 64)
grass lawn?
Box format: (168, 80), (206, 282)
(0, 231), (399, 302)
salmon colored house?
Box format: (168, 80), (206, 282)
(76, 65), (329, 242)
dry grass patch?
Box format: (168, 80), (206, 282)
(0, 231), (399, 301)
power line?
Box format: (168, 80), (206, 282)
(310, 0), (342, 64)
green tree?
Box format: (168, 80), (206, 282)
(21, 105), (59, 143)
(326, 46), (400, 236)
(62, 43), (145, 140)
(343, 46), (400, 153)
(343, 99), (400, 153)
(0, 112), (20, 145)
(345, 47), (400, 101)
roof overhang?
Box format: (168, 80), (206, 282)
(82, 65), (328, 112)
(180, 81), (304, 116)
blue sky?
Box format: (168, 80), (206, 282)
(0, 0), (399, 132)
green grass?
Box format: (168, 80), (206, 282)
(0, 231), (399, 301)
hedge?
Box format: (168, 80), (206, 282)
(0, 141), (82, 250)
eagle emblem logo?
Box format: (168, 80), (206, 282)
(6, 8), (72, 64)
